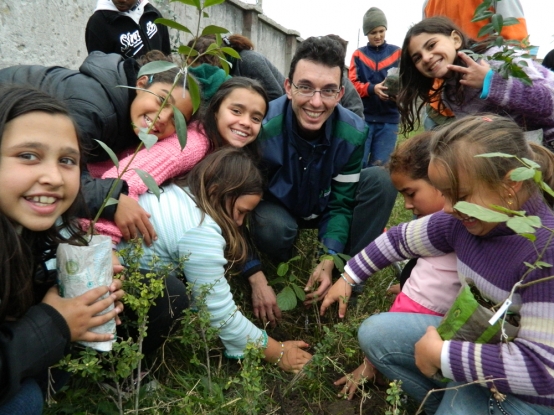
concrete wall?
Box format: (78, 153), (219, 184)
(0, 0), (301, 73)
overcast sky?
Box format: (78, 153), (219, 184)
(255, 0), (552, 61)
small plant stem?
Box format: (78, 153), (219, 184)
(416, 377), (507, 414)
(134, 319), (147, 414)
(200, 326), (213, 393)
(111, 360), (124, 415)
(518, 274), (554, 288)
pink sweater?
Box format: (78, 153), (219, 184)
(86, 121), (210, 243)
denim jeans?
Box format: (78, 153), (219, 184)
(250, 166), (398, 262)
(362, 122), (398, 168)
(0, 378), (43, 415)
(359, 312), (554, 415)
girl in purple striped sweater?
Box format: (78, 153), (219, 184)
(321, 114), (554, 414)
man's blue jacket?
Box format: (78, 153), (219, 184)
(258, 95), (368, 254)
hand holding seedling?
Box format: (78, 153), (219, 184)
(304, 258), (334, 304)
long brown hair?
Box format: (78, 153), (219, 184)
(0, 85), (87, 321)
(397, 17), (497, 135)
(175, 147), (263, 265)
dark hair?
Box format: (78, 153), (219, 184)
(398, 17), (477, 135)
(186, 34), (254, 67)
(200, 77), (268, 158)
(288, 36), (345, 87)
(326, 34), (348, 56)
(429, 114), (550, 206)
(0, 85), (87, 321)
(388, 131), (434, 181)
(177, 147), (263, 265)
(137, 50), (181, 86)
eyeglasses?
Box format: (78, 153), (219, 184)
(291, 81), (341, 99)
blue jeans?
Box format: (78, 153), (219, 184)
(362, 122), (398, 167)
(0, 378), (43, 415)
(359, 312), (554, 415)
(250, 166), (397, 261)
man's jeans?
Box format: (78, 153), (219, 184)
(0, 378), (43, 415)
(359, 312), (554, 415)
(362, 122), (398, 168)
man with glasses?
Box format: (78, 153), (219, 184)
(244, 37), (397, 321)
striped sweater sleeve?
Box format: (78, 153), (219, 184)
(346, 213), (452, 283)
(487, 55), (554, 127)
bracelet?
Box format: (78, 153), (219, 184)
(341, 273), (356, 287)
(274, 342), (285, 366)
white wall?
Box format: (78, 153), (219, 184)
(0, 0), (301, 73)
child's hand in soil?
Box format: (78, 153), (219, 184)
(335, 359), (375, 400)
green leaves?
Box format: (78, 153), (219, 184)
(134, 168), (161, 200)
(201, 25), (229, 36)
(221, 46), (241, 59)
(173, 105), (188, 150)
(454, 201), (542, 237)
(454, 201), (509, 223)
(475, 152), (515, 159)
(154, 18), (192, 34)
(95, 139), (119, 169)
(187, 73), (202, 113)
(468, 1), (535, 87)
(138, 130), (158, 150)
(105, 197), (119, 207)
(277, 286), (297, 311)
(178, 45), (199, 57)
(510, 166), (536, 181)
(273, 256), (305, 310)
(506, 215), (542, 234)
(332, 253), (351, 273)
(276, 282), (305, 311)
(477, 23), (495, 39)
(203, 0), (225, 7)
(137, 61), (178, 78)
(277, 262), (289, 277)
(491, 13), (504, 35)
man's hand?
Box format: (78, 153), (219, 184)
(304, 259), (334, 304)
(114, 194), (157, 246)
(249, 271), (281, 326)
(414, 326), (444, 377)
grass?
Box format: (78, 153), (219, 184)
(45, 140), (419, 415)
